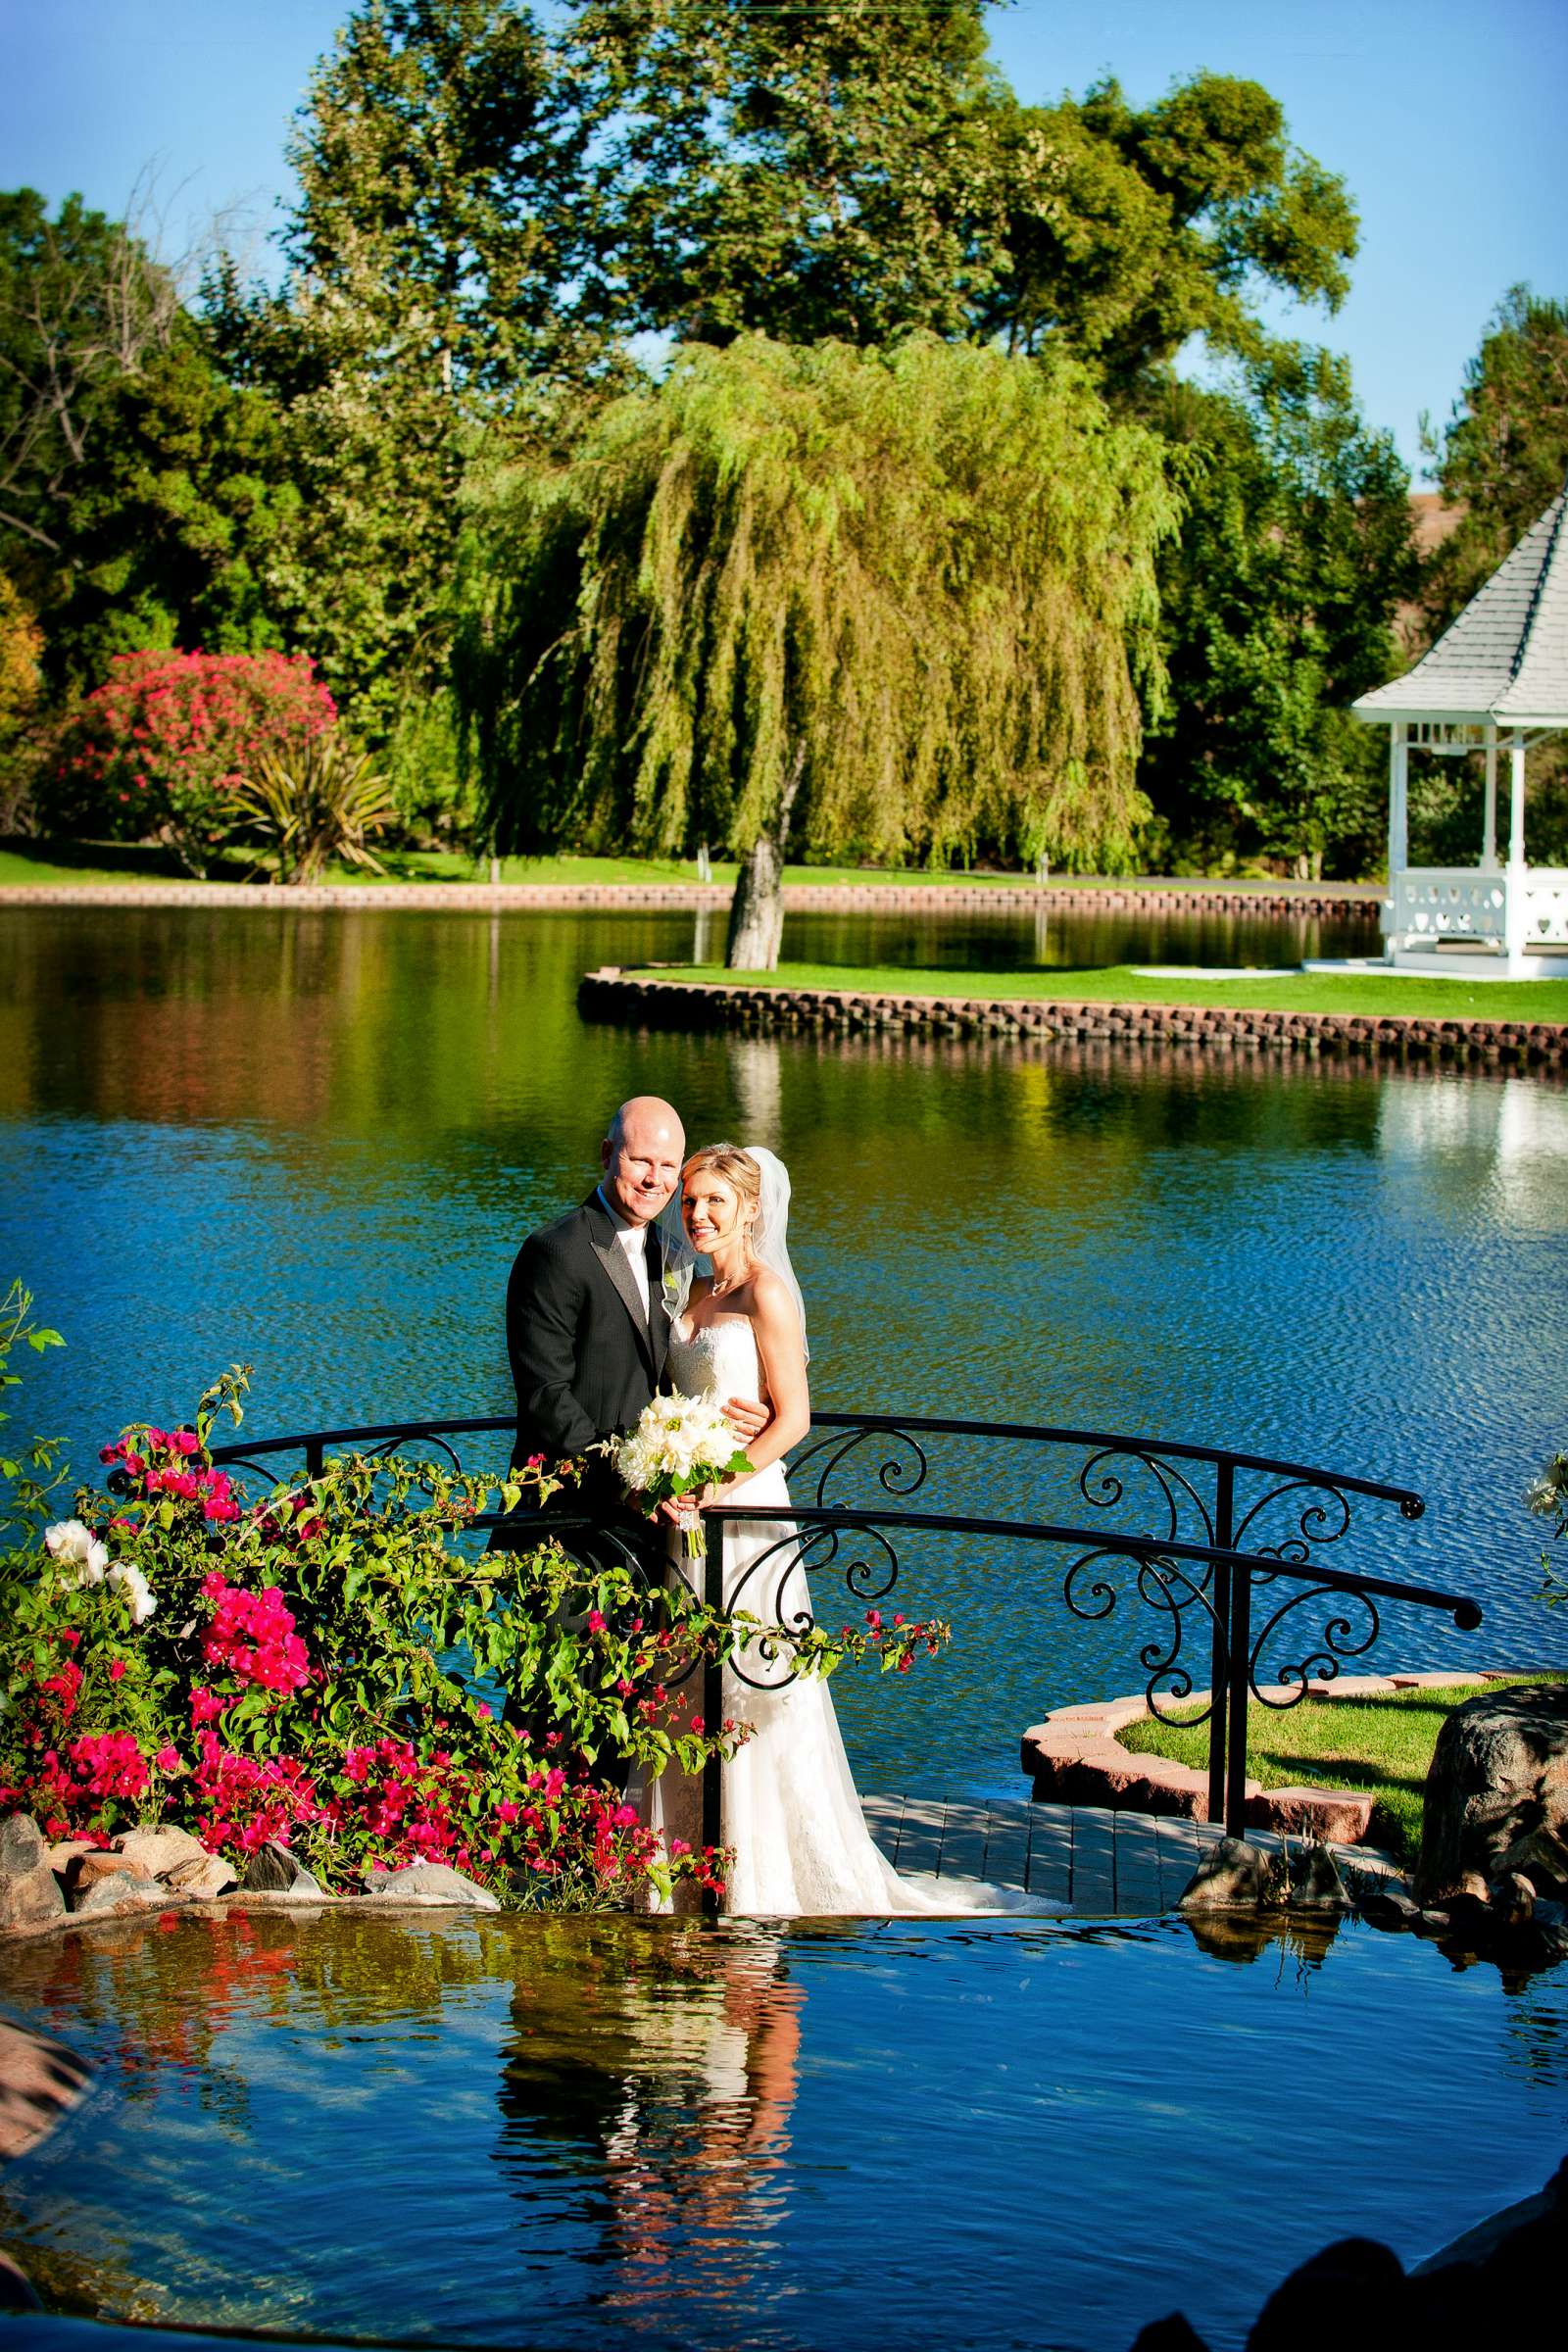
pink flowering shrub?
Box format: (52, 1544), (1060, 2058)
(0, 1352), (742, 1903)
(1, 1307), (947, 1906)
(50, 649), (337, 875)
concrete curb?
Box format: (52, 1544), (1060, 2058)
(1020, 1669), (1529, 1842)
(578, 968), (1568, 1070)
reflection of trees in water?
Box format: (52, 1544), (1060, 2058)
(1, 1909), (508, 2120)
(498, 1920), (804, 2329)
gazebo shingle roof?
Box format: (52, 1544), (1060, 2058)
(1353, 484), (1568, 729)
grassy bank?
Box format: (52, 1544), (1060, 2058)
(1118, 1676), (1566, 1863)
(640, 961), (1568, 1022)
(0, 838), (1377, 894)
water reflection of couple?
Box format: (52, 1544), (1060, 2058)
(507, 1097), (1058, 1920)
(498, 1923), (803, 2325)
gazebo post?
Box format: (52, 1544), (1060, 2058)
(1382, 721), (1408, 958)
(1481, 724), (1498, 872)
(1504, 730), (1529, 966)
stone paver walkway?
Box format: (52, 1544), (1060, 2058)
(863, 1793), (1403, 1916)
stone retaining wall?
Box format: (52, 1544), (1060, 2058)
(1021, 1670), (1519, 1844)
(579, 968), (1568, 1070)
(0, 877), (1383, 916)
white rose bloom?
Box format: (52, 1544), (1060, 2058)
(44, 1519), (95, 1564)
(108, 1562), (158, 1626)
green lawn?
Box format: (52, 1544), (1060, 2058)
(0, 838), (1389, 894)
(1, 841), (1150, 890)
(642, 960), (1568, 1022)
(1118, 1676), (1566, 1863)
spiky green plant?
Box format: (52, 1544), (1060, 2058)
(232, 734), (398, 884)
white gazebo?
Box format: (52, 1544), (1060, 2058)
(1351, 482), (1568, 976)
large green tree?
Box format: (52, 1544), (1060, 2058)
(980, 73), (1358, 398)
(461, 333), (1178, 962)
(1417, 287), (1568, 863)
(1422, 285), (1568, 629)
(0, 188), (290, 702)
(211, 0), (605, 800)
(565, 0), (1007, 345)
(1139, 351), (1414, 878)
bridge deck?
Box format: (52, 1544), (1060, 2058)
(863, 1794), (1402, 1915)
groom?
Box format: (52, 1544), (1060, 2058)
(505, 1094), (764, 1538)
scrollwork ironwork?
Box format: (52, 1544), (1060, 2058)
(791, 1422), (929, 1510)
(1248, 1583), (1381, 1710)
(1231, 1477), (1352, 1564)
(1078, 1446), (1216, 1554)
(1061, 1544), (1220, 1725)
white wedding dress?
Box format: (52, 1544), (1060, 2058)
(630, 1314), (1066, 1919)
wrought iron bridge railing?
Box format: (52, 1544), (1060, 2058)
(204, 1409), (1482, 1849)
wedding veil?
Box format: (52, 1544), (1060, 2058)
(658, 1143), (809, 1361)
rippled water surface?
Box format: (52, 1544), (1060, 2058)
(1, 1905), (1565, 2351)
(3, 902), (1567, 1796)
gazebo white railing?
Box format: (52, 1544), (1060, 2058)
(1353, 484), (1568, 977)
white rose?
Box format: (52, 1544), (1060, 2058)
(44, 1518), (95, 1565)
(108, 1562), (158, 1627)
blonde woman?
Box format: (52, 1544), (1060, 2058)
(633, 1142), (1060, 1920)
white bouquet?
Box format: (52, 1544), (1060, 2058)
(613, 1393), (754, 1560)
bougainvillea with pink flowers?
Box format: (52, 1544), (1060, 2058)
(49, 649), (337, 874)
(0, 1288), (948, 1907)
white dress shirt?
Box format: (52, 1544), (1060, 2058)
(596, 1187), (653, 1324)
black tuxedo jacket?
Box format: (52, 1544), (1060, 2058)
(506, 1191), (672, 1477)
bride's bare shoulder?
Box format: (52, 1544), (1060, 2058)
(747, 1263), (799, 1330)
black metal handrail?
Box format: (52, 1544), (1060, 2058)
(205, 1408), (1478, 1842)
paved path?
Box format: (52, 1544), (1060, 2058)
(863, 1794), (1403, 1916)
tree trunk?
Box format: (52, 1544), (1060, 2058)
(723, 748), (804, 970)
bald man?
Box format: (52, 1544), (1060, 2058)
(507, 1097), (688, 1485)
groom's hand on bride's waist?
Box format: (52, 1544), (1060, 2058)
(722, 1396), (768, 1444)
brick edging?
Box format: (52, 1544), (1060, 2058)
(0, 878), (1384, 916)
(1020, 1670), (1529, 1844)
(577, 968), (1568, 1070)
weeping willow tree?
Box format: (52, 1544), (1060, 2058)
(461, 334), (1180, 965)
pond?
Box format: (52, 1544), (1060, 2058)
(2, 900), (1565, 1801)
(2, 1904), (1565, 2352)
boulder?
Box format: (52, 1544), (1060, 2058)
(1286, 1844), (1350, 1912)
(113, 1825), (207, 1879)
(368, 1863), (501, 1910)
(1359, 1884), (1420, 1931)
(1415, 1683), (1568, 1904)
(164, 1851), (237, 1901)
(239, 1842), (324, 1899)
(0, 1814), (66, 1934)
(63, 1849), (139, 1901)
(1177, 1838), (1271, 1910)
(71, 1871), (172, 1920)
(0, 1815), (43, 1876)
(0, 2021), (91, 2160)
(1247, 2236), (1407, 2351)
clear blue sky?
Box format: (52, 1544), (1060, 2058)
(3, 0), (1564, 477)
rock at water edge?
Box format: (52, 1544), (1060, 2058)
(368, 1863), (501, 1910)
(164, 1851), (238, 1901)
(0, 2021), (92, 2161)
(0, 1814), (66, 1933)
(72, 1871), (173, 1920)
(1176, 1837), (1271, 1910)
(113, 1825), (208, 1879)
(1286, 1844), (1351, 1912)
(1415, 1683), (1568, 1904)
(239, 1842), (324, 1899)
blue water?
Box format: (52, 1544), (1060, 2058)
(2, 904), (1566, 1799)
(0, 1905), (1563, 2351)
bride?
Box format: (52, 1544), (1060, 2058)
(629, 1141), (1062, 1919)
